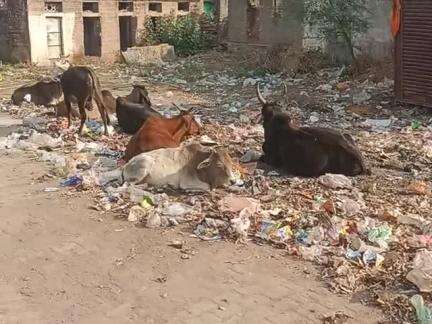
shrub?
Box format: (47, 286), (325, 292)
(304, 0), (371, 60)
(138, 15), (214, 56)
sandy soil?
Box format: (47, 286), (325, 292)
(0, 150), (383, 324)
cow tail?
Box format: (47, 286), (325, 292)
(87, 67), (106, 112)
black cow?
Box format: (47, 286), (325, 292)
(60, 66), (109, 135)
(55, 90), (115, 118)
(257, 84), (368, 177)
(116, 84), (161, 134)
(116, 97), (161, 135)
(11, 79), (63, 106)
(125, 84), (152, 105)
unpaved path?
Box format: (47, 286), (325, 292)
(0, 151), (383, 324)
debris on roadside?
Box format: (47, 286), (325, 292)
(1, 50), (432, 322)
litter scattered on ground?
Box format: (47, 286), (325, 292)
(407, 250), (432, 293)
(318, 174), (353, 189)
(2, 50), (432, 322)
(43, 187), (59, 192)
(60, 175), (83, 187)
(411, 295), (432, 324)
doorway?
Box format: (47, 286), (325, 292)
(119, 16), (137, 51)
(46, 17), (63, 59)
(83, 17), (101, 56)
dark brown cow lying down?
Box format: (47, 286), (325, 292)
(116, 84), (162, 135)
(125, 84), (152, 104)
(257, 84), (368, 177)
(101, 90), (116, 114)
(11, 79), (63, 106)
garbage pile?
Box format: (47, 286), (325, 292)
(1, 51), (432, 322)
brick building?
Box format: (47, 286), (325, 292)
(0, 0), (203, 65)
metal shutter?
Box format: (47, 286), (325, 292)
(395, 0), (432, 107)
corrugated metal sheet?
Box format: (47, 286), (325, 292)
(395, 0), (432, 107)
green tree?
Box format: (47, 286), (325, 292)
(304, 0), (371, 60)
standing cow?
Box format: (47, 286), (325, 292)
(60, 66), (109, 135)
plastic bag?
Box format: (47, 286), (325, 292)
(411, 295), (432, 324)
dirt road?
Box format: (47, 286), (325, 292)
(0, 151), (383, 324)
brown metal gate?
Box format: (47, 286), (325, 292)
(395, 0), (432, 107)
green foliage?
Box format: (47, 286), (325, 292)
(139, 15), (214, 56)
(304, 0), (371, 59)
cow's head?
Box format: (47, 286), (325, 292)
(196, 148), (237, 189)
(256, 83), (287, 124)
(11, 87), (33, 105)
(131, 84), (151, 106)
(177, 107), (201, 136)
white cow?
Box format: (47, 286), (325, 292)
(121, 142), (238, 191)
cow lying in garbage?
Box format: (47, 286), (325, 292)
(124, 107), (201, 161)
(257, 84), (368, 177)
(116, 85), (161, 134)
(60, 66), (109, 135)
(101, 90), (116, 115)
(125, 84), (152, 105)
(119, 143), (238, 191)
(12, 78), (63, 106)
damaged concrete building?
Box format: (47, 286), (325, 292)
(227, 0), (304, 49)
(225, 0), (393, 62)
(0, 0), (204, 65)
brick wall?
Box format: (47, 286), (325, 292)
(0, 4), (8, 60)
(0, 0), (31, 63)
(62, 0), (84, 61)
(100, 1), (121, 61)
(3, 0), (204, 64)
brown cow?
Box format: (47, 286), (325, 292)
(124, 108), (201, 161)
(101, 90), (116, 114)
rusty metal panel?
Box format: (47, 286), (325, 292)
(396, 0), (432, 107)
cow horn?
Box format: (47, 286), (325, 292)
(256, 83), (267, 105)
(172, 102), (184, 112)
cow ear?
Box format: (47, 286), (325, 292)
(197, 157), (211, 170)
